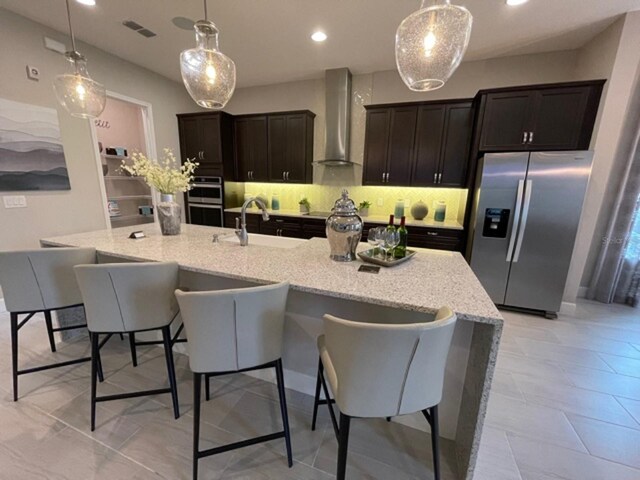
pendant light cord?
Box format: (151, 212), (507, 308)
(204, 0), (208, 21)
(64, 0), (77, 52)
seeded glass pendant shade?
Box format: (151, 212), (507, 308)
(54, 0), (106, 118)
(180, 17), (236, 109)
(396, 0), (473, 92)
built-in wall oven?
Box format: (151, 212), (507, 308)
(187, 176), (224, 227)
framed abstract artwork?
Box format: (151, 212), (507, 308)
(0, 98), (70, 191)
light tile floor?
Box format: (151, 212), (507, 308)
(0, 300), (639, 479)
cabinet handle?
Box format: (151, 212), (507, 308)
(286, 172), (290, 181)
(427, 232), (438, 236)
(438, 173), (442, 184)
(529, 131), (534, 144)
(522, 132), (528, 144)
(433, 173), (438, 183)
(283, 171), (286, 181)
(385, 173), (390, 183)
(201, 151), (205, 160)
(382, 172), (386, 183)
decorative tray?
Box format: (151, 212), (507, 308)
(357, 248), (417, 267)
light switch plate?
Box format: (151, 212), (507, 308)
(377, 198), (383, 207)
(3, 196), (27, 208)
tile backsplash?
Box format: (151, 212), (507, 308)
(225, 182), (468, 224)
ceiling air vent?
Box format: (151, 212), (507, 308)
(122, 20), (157, 38)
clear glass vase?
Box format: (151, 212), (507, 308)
(158, 194), (181, 235)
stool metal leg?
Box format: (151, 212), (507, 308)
(90, 332), (99, 431)
(193, 372), (202, 480)
(423, 405), (441, 480)
(44, 310), (56, 353)
(205, 374), (211, 402)
(10, 313), (18, 402)
(337, 413), (351, 480)
(275, 359), (293, 468)
(129, 332), (138, 367)
(311, 358), (322, 431)
(162, 326), (180, 419)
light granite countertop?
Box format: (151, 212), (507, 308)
(41, 224), (500, 325)
(224, 207), (464, 230)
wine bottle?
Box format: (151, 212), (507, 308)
(386, 214), (396, 233)
(394, 216), (408, 259)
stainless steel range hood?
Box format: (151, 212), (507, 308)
(314, 68), (352, 166)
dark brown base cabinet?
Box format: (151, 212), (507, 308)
(476, 80), (605, 152)
(223, 212), (463, 252)
(363, 100), (474, 187)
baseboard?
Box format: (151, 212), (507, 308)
(560, 301), (577, 316)
(578, 286), (589, 298)
(0, 298), (5, 313)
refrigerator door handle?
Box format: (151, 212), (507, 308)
(506, 179), (526, 261)
(513, 180), (533, 263)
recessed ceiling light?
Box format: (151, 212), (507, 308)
(311, 31), (327, 42)
(76, 0), (96, 5)
(506, 0), (529, 5)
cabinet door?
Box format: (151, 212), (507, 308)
(234, 119), (252, 181)
(386, 107), (418, 186)
(528, 87), (590, 150)
(362, 109), (391, 185)
(412, 105), (446, 187)
(285, 114), (307, 183)
(178, 117), (202, 163)
(268, 115), (287, 182)
(248, 116), (269, 181)
(198, 116), (222, 166)
(439, 103), (473, 187)
(479, 91), (534, 151)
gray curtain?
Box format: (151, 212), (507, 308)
(588, 77), (640, 306)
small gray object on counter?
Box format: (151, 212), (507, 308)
(326, 189), (362, 262)
(411, 200), (429, 220)
(157, 193), (181, 235)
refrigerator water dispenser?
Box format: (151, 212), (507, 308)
(482, 208), (510, 238)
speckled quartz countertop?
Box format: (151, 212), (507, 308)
(41, 224), (500, 325)
(224, 207), (464, 230)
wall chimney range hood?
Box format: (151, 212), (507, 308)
(315, 68), (352, 166)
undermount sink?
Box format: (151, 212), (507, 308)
(220, 233), (306, 249)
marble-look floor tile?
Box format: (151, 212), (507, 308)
(512, 372), (639, 428)
(513, 337), (615, 371)
(473, 426), (522, 480)
(508, 432), (640, 480)
(617, 396), (640, 425)
(567, 414), (640, 469)
(599, 353), (640, 378)
(562, 364), (640, 401)
(485, 392), (587, 452)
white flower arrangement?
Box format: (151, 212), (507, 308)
(120, 148), (198, 195)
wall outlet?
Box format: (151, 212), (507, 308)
(3, 196), (27, 208)
(404, 198), (411, 207)
(26, 65), (40, 81)
(377, 198), (384, 207)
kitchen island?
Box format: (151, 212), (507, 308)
(41, 223), (502, 480)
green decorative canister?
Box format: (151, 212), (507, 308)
(410, 200), (429, 220)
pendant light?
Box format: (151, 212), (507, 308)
(53, 0), (106, 118)
(395, 0), (473, 92)
(180, 0), (236, 109)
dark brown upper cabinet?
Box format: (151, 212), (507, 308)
(267, 111), (314, 183)
(363, 106), (417, 186)
(477, 80), (605, 152)
(363, 100), (473, 187)
(176, 112), (234, 176)
(234, 115), (269, 182)
(412, 101), (473, 187)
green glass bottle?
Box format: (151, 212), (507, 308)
(386, 214), (396, 233)
(394, 216), (408, 259)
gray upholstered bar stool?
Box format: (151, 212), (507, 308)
(75, 261), (181, 431)
(175, 282), (292, 480)
(0, 247), (103, 401)
(311, 307), (457, 480)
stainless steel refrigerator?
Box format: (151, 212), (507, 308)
(469, 151), (593, 317)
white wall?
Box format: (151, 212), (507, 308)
(0, 8), (198, 251)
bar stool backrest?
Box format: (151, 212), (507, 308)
(0, 248), (97, 313)
(323, 307), (457, 418)
(75, 262), (180, 333)
(175, 282), (289, 373)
